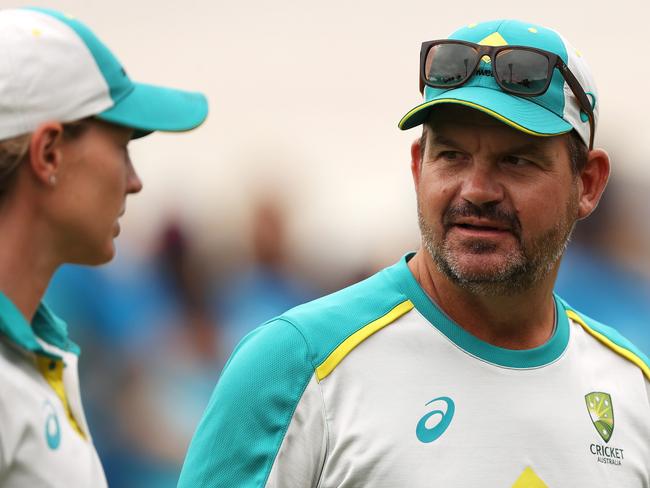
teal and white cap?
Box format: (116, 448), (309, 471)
(399, 20), (596, 148)
(0, 7), (208, 140)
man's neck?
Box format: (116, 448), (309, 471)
(407, 250), (559, 350)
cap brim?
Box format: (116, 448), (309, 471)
(398, 86), (572, 138)
(96, 82), (208, 139)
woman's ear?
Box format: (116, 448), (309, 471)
(28, 122), (65, 186)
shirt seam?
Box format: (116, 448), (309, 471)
(260, 317), (322, 488)
(280, 320), (330, 488)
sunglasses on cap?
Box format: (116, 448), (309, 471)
(419, 40), (594, 149)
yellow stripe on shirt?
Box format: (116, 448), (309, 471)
(567, 310), (650, 381)
(316, 300), (414, 381)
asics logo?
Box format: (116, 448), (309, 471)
(43, 401), (61, 450)
(416, 396), (455, 443)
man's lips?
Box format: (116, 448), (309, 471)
(442, 203), (522, 241)
(445, 217), (519, 244)
(449, 217), (512, 232)
(448, 225), (515, 243)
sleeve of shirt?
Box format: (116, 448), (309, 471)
(178, 318), (326, 488)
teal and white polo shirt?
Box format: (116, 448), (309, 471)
(179, 254), (650, 487)
(0, 293), (106, 487)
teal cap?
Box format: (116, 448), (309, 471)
(22, 8), (208, 138)
(398, 20), (596, 148)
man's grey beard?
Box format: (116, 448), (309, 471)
(418, 200), (576, 296)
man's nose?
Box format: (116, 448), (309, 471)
(458, 163), (504, 207)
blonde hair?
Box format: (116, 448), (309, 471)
(0, 133), (31, 199)
(0, 120), (91, 201)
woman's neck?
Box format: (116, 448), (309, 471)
(0, 198), (58, 321)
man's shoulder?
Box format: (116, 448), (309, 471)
(282, 265), (405, 326)
(559, 297), (650, 380)
(251, 264), (408, 366)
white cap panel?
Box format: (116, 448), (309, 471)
(558, 30), (598, 148)
(0, 9), (113, 139)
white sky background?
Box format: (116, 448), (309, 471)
(7, 0), (650, 275)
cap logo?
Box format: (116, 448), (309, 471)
(478, 32), (507, 63)
(478, 32), (508, 47)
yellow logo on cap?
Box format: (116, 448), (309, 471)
(477, 32), (507, 63)
(478, 32), (508, 47)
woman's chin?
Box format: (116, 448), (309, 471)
(69, 241), (116, 266)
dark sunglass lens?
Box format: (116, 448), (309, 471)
(425, 43), (479, 87)
(494, 49), (550, 95)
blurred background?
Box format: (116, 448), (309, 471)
(7, 0), (650, 485)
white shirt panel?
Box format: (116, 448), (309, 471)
(315, 310), (650, 487)
(0, 340), (107, 488)
(266, 374), (327, 487)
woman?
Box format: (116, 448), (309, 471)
(0, 7), (208, 487)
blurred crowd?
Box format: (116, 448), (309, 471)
(44, 181), (650, 487)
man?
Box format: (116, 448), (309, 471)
(179, 20), (649, 487)
(0, 7), (207, 487)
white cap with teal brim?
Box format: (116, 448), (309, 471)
(0, 7), (208, 140)
(399, 19), (596, 148)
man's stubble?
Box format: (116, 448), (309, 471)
(418, 190), (579, 296)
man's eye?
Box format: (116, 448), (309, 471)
(439, 151), (462, 160)
(503, 155), (529, 166)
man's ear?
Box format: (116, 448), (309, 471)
(411, 136), (423, 189)
(576, 148), (610, 220)
(28, 122), (65, 186)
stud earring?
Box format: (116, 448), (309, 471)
(49, 174), (57, 186)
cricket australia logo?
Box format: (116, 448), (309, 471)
(585, 392), (625, 466)
(585, 392), (614, 442)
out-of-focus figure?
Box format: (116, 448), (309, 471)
(215, 197), (316, 349)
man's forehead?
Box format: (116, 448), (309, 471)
(425, 104), (562, 148)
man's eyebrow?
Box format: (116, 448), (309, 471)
(505, 142), (555, 164)
(431, 134), (463, 148)
(430, 134), (556, 164)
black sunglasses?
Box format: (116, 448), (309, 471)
(419, 40), (594, 149)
